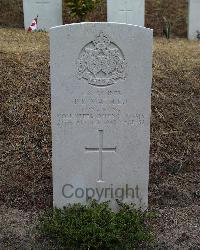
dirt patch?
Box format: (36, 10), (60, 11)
(0, 206), (37, 249)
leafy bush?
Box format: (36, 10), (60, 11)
(66, 0), (100, 22)
(37, 200), (155, 249)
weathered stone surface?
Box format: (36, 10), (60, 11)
(107, 0), (145, 26)
(188, 0), (200, 40)
(50, 23), (153, 210)
(23, 0), (62, 30)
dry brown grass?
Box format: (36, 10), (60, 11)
(1, 0), (188, 36)
(0, 28), (200, 248)
(0, 0), (23, 27)
(0, 29), (51, 211)
(146, 0), (188, 37)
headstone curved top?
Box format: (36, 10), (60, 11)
(23, 0), (62, 30)
(50, 22), (153, 210)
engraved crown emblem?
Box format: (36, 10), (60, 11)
(77, 32), (127, 87)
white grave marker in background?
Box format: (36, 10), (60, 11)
(188, 0), (200, 40)
(107, 0), (145, 26)
(23, 0), (62, 30)
(50, 23), (153, 210)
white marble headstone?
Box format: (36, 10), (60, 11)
(107, 0), (145, 26)
(188, 0), (200, 40)
(50, 23), (153, 210)
(23, 0), (62, 30)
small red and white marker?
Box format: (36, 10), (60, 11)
(28, 15), (38, 32)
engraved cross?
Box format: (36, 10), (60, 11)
(85, 130), (117, 182)
(119, 0), (133, 23)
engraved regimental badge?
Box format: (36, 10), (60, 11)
(77, 32), (127, 87)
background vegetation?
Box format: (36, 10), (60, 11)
(0, 0), (188, 37)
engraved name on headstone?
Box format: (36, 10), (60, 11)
(50, 23), (153, 210)
(107, 0), (145, 26)
(23, 0), (62, 30)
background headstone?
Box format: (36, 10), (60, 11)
(107, 0), (145, 26)
(188, 0), (200, 40)
(50, 23), (153, 210)
(23, 0), (62, 30)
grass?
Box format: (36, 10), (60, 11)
(0, 28), (200, 248)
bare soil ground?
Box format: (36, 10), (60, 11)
(0, 29), (200, 249)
